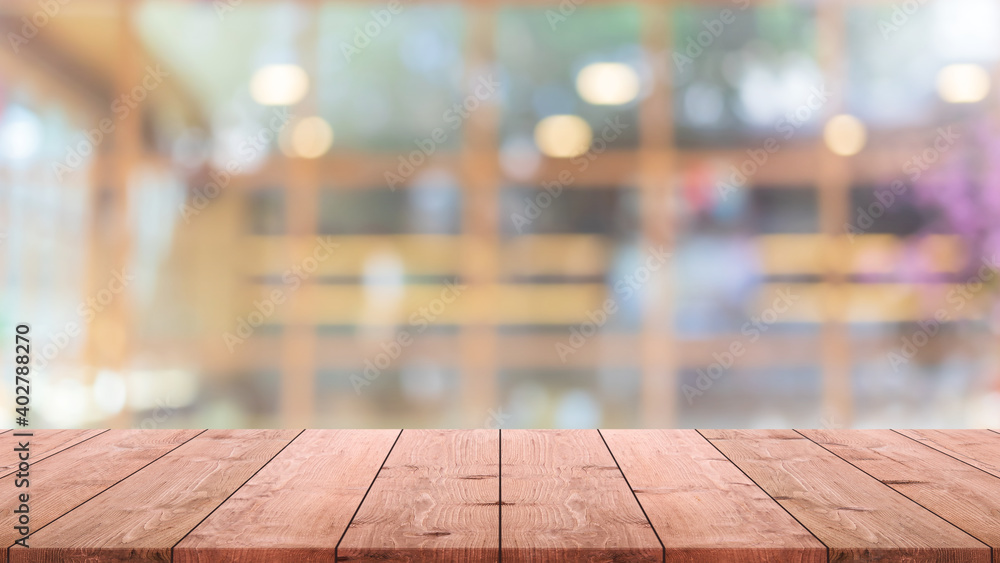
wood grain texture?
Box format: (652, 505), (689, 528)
(0, 430), (106, 478)
(174, 429), (399, 563)
(338, 429), (499, 563)
(896, 429), (1000, 479)
(701, 429), (989, 563)
(10, 429), (299, 563)
(803, 429), (1000, 559)
(502, 429), (661, 563)
(602, 429), (825, 563)
(6, 429), (999, 562)
(0, 429), (201, 561)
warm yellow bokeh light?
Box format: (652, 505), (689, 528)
(250, 64), (309, 106)
(575, 63), (641, 106)
(823, 114), (867, 156)
(937, 64), (991, 103)
(284, 116), (334, 159)
(534, 115), (592, 158)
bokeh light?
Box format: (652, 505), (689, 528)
(533, 114), (593, 158)
(93, 370), (128, 416)
(286, 116), (334, 158)
(823, 114), (867, 156)
(0, 105), (44, 162)
(250, 64), (309, 106)
(5, 0), (1000, 431)
(936, 64), (991, 103)
(575, 62), (641, 106)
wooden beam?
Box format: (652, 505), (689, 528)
(702, 429), (990, 561)
(279, 7), (321, 428)
(816, 0), (853, 429)
(175, 429), (399, 563)
(338, 429), (499, 562)
(638, 0), (676, 428)
(458, 6), (500, 428)
(501, 430), (661, 561)
(603, 429), (825, 562)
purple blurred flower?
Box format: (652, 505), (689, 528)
(910, 122), (1000, 277)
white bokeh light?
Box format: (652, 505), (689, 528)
(575, 62), (641, 106)
(93, 370), (128, 415)
(0, 105), (44, 162)
(937, 64), (991, 103)
(823, 114), (867, 156)
(250, 64), (309, 106)
(534, 115), (592, 158)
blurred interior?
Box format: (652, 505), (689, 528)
(2, 0), (1000, 429)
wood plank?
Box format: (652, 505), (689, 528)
(602, 429), (825, 563)
(896, 429), (1000, 479)
(0, 430), (106, 478)
(502, 429), (661, 563)
(0, 430), (202, 562)
(174, 429), (399, 563)
(338, 429), (498, 562)
(10, 429), (300, 563)
(701, 429), (989, 562)
(802, 429), (1000, 559)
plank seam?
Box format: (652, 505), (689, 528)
(597, 429), (665, 563)
(0, 429), (111, 479)
(169, 428), (307, 560)
(795, 429), (994, 555)
(498, 428), (502, 563)
(892, 429), (1000, 482)
(695, 429), (831, 560)
(894, 429), (998, 563)
(6, 429), (208, 560)
(334, 428), (403, 561)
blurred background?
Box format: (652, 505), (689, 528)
(2, 0), (999, 430)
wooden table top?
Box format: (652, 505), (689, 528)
(3, 429), (999, 562)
